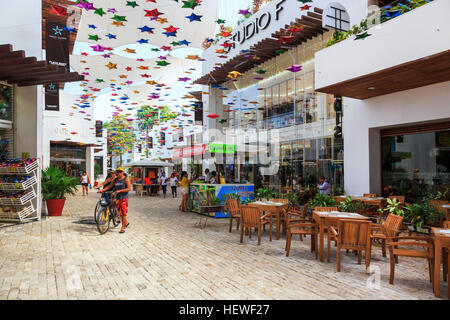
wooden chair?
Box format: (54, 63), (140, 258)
(239, 206), (272, 245)
(285, 211), (317, 259)
(226, 199), (240, 233)
(370, 214), (404, 260)
(429, 200), (449, 227)
(314, 207), (339, 259)
(386, 232), (434, 285)
(329, 220), (372, 272)
(281, 204), (310, 237)
(364, 193), (377, 198)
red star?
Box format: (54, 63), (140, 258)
(81, 52), (89, 56)
(163, 25), (179, 34)
(140, 74), (151, 78)
(50, 5), (68, 16)
(145, 9), (163, 18)
(161, 46), (171, 51)
(126, 67), (132, 71)
(300, 5), (311, 10)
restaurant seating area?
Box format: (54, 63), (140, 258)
(225, 193), (450, 299)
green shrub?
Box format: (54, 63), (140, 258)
(41, 166), (79, 200)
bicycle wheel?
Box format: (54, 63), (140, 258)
(96, 206), (110, 234)
(111, 205), (121, 228)
(94, 201), (101, 223)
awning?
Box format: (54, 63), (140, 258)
(194, 7), (328, 86)
(123, 160), (175, 168)
(0, 44), (84, 87)
(50, 141), (101, 148)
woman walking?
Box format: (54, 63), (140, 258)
(80, 171), (90, 196)
(179, 171), (196, 212)
(159, 172), (168, 198)
(169, 173), (178, 198)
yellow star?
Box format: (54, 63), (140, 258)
(112, 21), (125, 27)
(110, 79), (116, 82)
(134, 90), (140, 94)
(146, 81), (157, 85)
(186, 55), (199, 60)
(157, 18), (168, 24)
(119, 74), (127, 78)
(106, 62), (117, 70)
(124, 48), (136, 54)
(227, 71), (243, 79)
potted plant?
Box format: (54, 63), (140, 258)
(404, 200), (442, 233)
(308, 193), (336, 209)
(41, 166), (79, 216)
(338, 196), (367, 214)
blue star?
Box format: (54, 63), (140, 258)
(206, 38), (214, 43)
(163, 32), (177, 38)
(138, 26), (154, 33)
(106, 33), (116, 39)
(88, 24), (97, 29)
(179, 40), (191, 46)
(64, 26), (77, 33)
(137, 39), (148, 44)
(52, 26), (63, 36)
(185, 13), (202, 22)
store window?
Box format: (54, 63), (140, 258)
(0, 84), (13, 122)
(50, 144), (87, 178)
(382, 129), (450, 200)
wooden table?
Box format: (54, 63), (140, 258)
(312, 210), (371, 262)
(431, 227), (450, 298)
(247, 201), (288, 240)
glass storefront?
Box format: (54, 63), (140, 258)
(215, 30), (343, 193)
(50, 144), (87, 178)
(382, 130), (450, 200)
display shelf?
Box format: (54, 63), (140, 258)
(0, 158), (40, 223)
(0, 160), (39, 175)
(0, 190), (36, 205)
(0, 176), (36, 191)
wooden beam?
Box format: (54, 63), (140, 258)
(17, 74), (84, 87)
(0, 50), (25, 60)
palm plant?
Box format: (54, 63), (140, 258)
(309, 193), (336, 208)
(41, 166), (79, 200)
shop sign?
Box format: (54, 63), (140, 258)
(173, 145), (206, 159)
(45, 83), (59, 111)
(95, 121), (103, 137)
(208, 143), (236, 154)
(231, 0), (286, 48)
(45, 20), (70, 71)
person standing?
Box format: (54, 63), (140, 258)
(159, 172), (168, 198)
(80, 171), (90, 196)
(317, 176), (331, 196)
(179, 171), (195, 212)
(204, 169), (211, 183)
(169, 173), (178, 198)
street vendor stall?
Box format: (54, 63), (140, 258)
(123, 160), (174, 196)
(189, 182), (255, 218)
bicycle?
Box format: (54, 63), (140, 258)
(96, 191), (121, 235)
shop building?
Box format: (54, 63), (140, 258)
(195, 0), (369, 193)
(314, 0), (450, 199)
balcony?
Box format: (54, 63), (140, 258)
(314, 0), (450, 100)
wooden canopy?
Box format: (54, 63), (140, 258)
(316, 50), (450, 100)
(194, 7), (328, 86)
(0, 44), (84, 87)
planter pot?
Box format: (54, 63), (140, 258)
(46, 199), (66, 216)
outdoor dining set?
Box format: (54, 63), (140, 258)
(225, 194), (450, 299)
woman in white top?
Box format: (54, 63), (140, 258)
(169, 173), (178, 198)
(80, 171), (90, 196)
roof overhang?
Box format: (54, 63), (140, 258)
(0, 44), (84, 87)
(50, 141), (100, 148)
(316, 50), (450, 100)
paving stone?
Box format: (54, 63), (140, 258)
(0, 191), (447, 300)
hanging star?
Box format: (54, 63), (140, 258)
(50, 6), (68, 16)
(88, 34), (100, 41)
(185, 13), (202, 22)
(137, 39), (149, 44)
(179, 40), (191, 46)
(107, 8), (117, 13)
(300, 4), (312, 10)
(138, 26), (154, 33)
(286, 65), (303, 72)
(94, 8), (106, 16)
(106, 62), (117, 70)
(126, 1), (139, 8)
(355, 31), (371, 40)
(182, 0), (199, 10)
(111, 14), (127, 22)
(156, 61), (171, 66)
(106, 33), (116, 39)
(216, 19), (225, 24)
(112, 21), (125, 27)
(145, 9), (163, 19)
(178, 77), (191, 82)
(91, 45), (107, 52)
(238, 9), (251, 15)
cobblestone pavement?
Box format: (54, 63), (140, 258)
(0, 190), (446, 300)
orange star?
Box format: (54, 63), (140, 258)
(112, 21), (125, 27)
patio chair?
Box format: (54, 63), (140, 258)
(285, 210), (317, 259)
(386, 232), (434, 286)
(329, 219), (372, 272)
(226, 199), (240, 233)
(240, 206), (272, 245)
(370, 213), (404, 261)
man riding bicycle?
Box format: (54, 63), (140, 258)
(97, 167), (131, 234)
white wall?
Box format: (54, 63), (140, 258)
(344, 81), (450, 195)
(315, 0), (450, 89)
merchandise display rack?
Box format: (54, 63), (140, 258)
(0, 159), (40, 223)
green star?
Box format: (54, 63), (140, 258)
(95, 79), (104, 83)
(170, 41), (180, 46)
(216, 19), (225, 24)
(111, 14), (127, 22)
(94, 8), (106, 16)
(126, 1), (139, 8)
(276, 49), (286, 54)
(354, 31), (371, 40)
(156, 61), (171, 67)
(151, 48), (160, 52)
(182, 0), (199, 10)
(88, 34), (100, 41)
